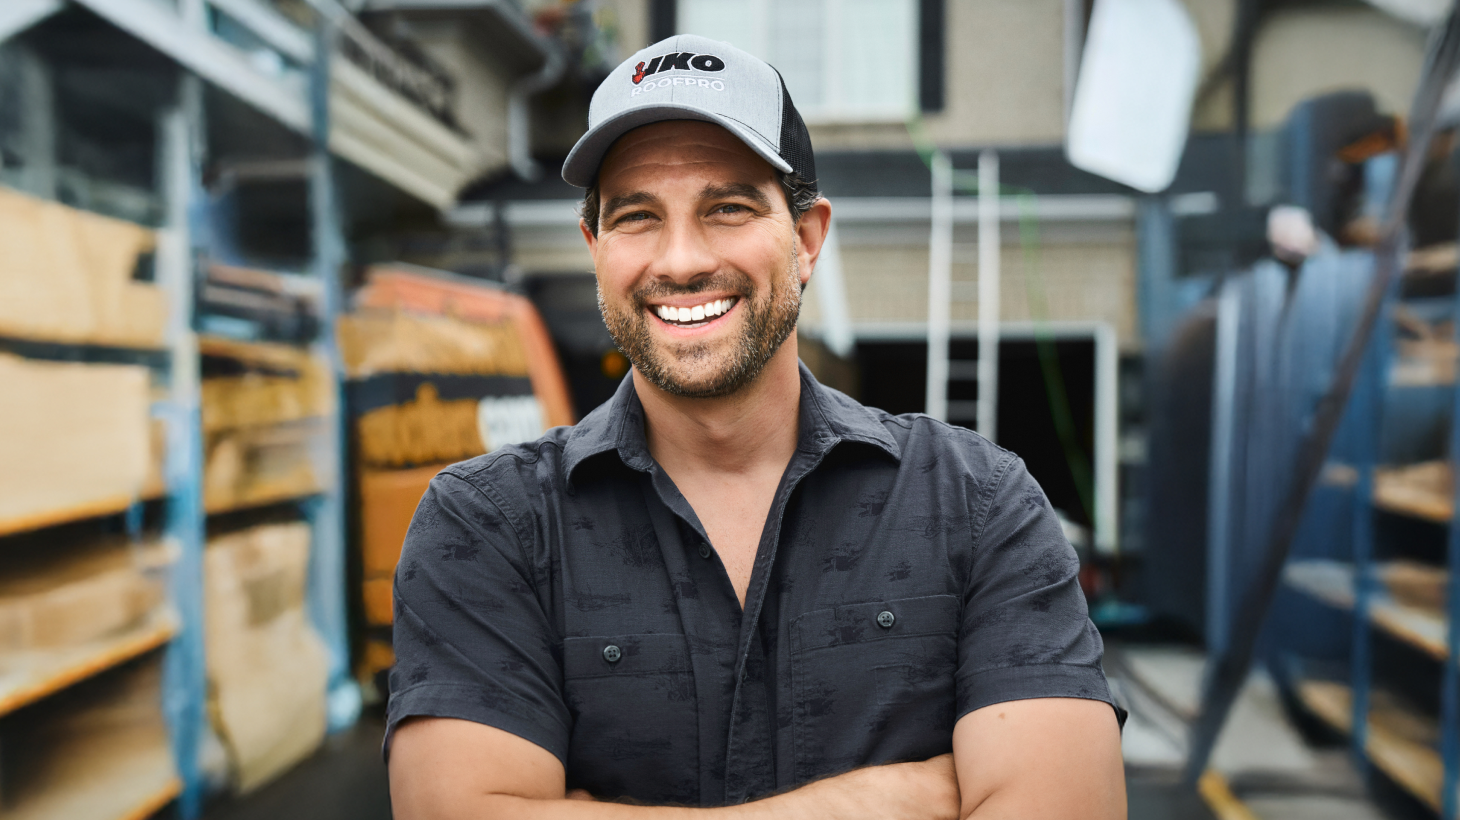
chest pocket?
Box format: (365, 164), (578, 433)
(789, 594), (959, 782)
(562, 633), (698, 804)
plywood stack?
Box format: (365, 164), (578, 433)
(200, 340), (334, 514)
(0, 537), (175, 657)
(0, 186), (167, 349)
(1, 657), (179, 820)
(0, 355), (152, 530)
(203, 522), (328, 793)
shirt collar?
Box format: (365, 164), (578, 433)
(562, 361), (901, 485)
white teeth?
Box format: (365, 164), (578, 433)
(655, 298), (736, 324)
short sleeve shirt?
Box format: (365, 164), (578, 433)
(387, 363), (1119, 806)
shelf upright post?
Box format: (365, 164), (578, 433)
(1346, 278), (1392, 779)
(1442, 233), (1460, 819)
(156, 71), (208, 820)
(307, 13), (361, 730)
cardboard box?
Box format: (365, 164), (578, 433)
(0, 186), (166, 348)
(0, 537), (175, 653)
(204, 523), (328, 792)
(0, 355), (150, 526)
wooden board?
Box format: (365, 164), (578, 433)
(1373, 461), (1453, 523)
(6, 657), (180, 820)
(1296, 679), (1445, 813)
(0, 608), (178, 717)
(1283, 560), (1446, 658)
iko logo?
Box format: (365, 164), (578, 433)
(631, 52), (726, 85)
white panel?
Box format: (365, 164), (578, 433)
(835, 0), (916, 117)
(769, 1), (825, 109)
(678, 0), (760, 56)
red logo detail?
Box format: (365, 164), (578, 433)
(632, 61), (648, 84)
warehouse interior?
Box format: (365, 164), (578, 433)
(3, 0), (1460, 818)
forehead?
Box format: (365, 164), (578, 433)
(596, 120), (778, 191)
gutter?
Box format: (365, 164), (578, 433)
(501, 3), (565, 181)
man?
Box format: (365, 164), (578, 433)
(387, 35), (1125, 819)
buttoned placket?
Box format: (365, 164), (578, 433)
(634, 430), (841, 805)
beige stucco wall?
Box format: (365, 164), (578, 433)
(1193, 5), (1426, 131)
(832, 236), (1138, 347)
(411, 20), (513, 179)
(808, 0), (1069, 151)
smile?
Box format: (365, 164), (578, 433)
(651, 297), (739, 328)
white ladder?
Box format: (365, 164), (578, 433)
(925, 149), (1000, 439)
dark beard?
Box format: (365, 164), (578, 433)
(599, 255), (801, 398)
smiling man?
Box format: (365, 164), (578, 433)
(387, 35), (1125, 820)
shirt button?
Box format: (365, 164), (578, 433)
(876, 610), (896, 629)
(603, 644), (622, 663)
(698, 543), (712, 559)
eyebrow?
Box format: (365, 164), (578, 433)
(602, 190), (659, 221)
(701, 182), (772, 210)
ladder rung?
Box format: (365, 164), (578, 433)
(947, 360), (980, 381)
(946, 400), (979, 421)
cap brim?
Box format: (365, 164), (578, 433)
(562, 103), (793, 188)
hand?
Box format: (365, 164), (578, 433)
(806, 754), (960, 820)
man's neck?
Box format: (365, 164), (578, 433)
(636, 341), (803, 481)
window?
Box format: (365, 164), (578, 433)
(678, 0), (918, 123)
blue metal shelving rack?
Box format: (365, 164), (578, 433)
(0, 3), (361, 817)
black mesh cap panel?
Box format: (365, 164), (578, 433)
(775, 72), (818, 194)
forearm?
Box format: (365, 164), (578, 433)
(408, 758), (955, 820)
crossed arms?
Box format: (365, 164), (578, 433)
(388, 695), (1124, 820)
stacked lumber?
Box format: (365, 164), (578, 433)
(204, 522), (328, 793)
(1373, 461), (1452, 523)
(0, 354), (151, 529)
(1379, 560), (1447, 612)
(204, 420), (325, 514)
(0, 186), (167, 348)
(2, 657), (178, 820)
(1391, 307), (1457, 387)
(201, 340), (333, 512)
(0, 537), (175, 656)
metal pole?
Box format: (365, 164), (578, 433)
(976, 150), (1000, 441)
(308, 17), (361, 731)
(925, 151), (953, 422)
(157, 73), (207, 820)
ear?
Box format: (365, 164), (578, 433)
(580, 218), (599, 261)
(793, 198), (833, 288)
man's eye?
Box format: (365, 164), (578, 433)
(620, 211), (652, 223)
(714, 203), (746, 215)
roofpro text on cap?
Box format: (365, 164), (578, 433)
(561, 34), (817, 193)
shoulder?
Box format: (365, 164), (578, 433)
(429, 426), (577, 532)
(874, 408), (1019, 483)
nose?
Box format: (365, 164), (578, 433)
(648, 211), (719, 286)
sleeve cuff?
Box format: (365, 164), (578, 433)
(384, 682), (571, 765)
(957, 663), (1127, 729)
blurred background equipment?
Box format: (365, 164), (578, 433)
(3, 0), (1460, 819)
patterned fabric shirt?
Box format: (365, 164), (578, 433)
(387, 363), (1119, 806)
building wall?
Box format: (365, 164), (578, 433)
(411, 20), (513, 179)
(808, 0), (1070, 152)
(1191, 5), (1427, 131)
(830, 231), (1137, 347)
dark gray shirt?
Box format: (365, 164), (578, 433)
(387, 363), (1118, 806)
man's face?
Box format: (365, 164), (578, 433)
(583, 120), (810, 399)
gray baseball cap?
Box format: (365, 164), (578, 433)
(561, 34), (817, 192)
